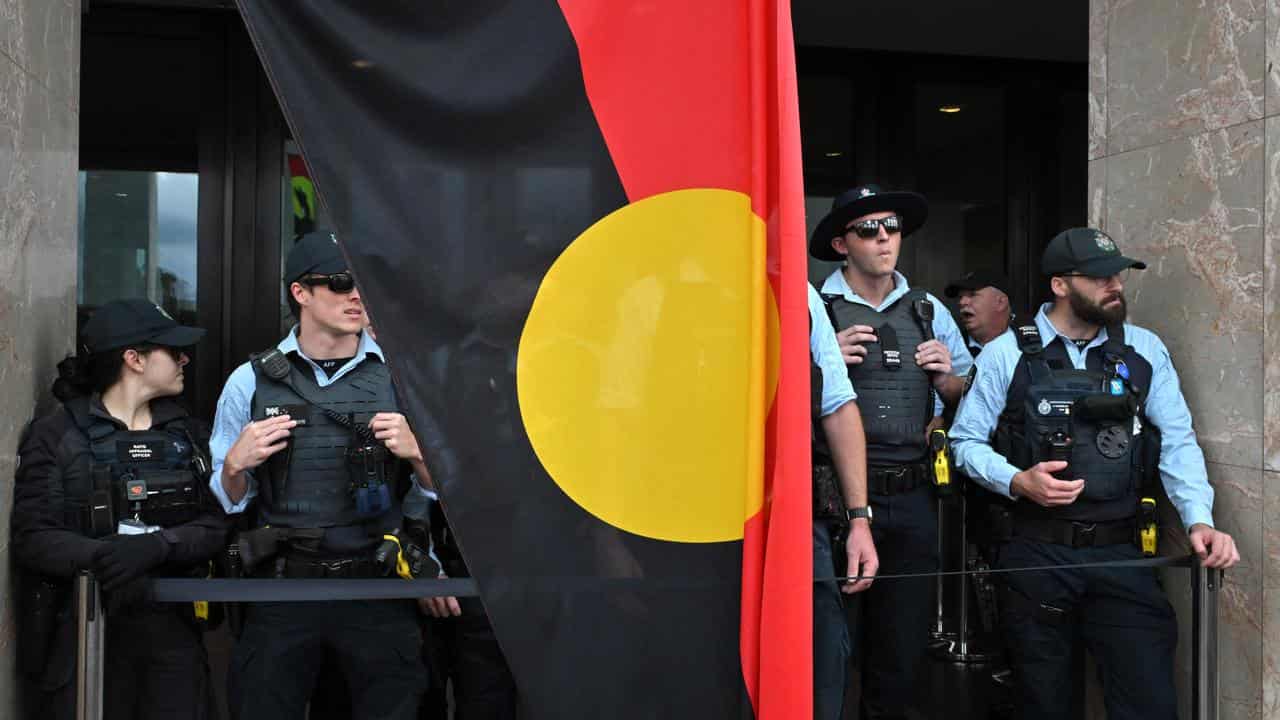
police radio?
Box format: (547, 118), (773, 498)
(1043, 430), (1074, 479)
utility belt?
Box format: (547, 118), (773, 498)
(249, 551), (388, 580)
(867, 461), (931, 496)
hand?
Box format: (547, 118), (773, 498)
(1188, 524), (1240, 569)
(93, 534), (170, 591)
(1010, 461), (1085, 507)
(418, 572), (462, 618)
(842, 520), (878, 594)
(924, 416), (945, 442)
(103, 575), (154, 616)
(225, 415), (296, 475)
(371, 412), (423, 464)
(915, 339), (953, 383)
(836, 325), (877, 366)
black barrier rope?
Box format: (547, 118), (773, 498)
(147, 555), (1202, 602)
(817, 553), (1197, 584)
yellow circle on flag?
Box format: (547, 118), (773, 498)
(517, 189), (778, 543)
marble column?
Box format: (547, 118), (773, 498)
(0, 0), (81, 715)
(1091, 0), (1273, 717)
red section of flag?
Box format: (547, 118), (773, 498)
(557, 1), (811, 717)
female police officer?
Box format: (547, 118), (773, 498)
(12, 298), (230, 719)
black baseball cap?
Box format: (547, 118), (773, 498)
(81, 298), (205, 353)
(944, 269), (1011, 298)
(284, 229), (347, 284)
(1042, 227), (1147, 277)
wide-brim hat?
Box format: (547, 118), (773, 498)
(809, 184), (928, 262)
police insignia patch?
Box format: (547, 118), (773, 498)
(963, 366), (977, 395)
(1094, 231), (1116, 252)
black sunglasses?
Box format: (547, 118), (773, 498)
(300, 271), (357, 294)
(846, 215), (902, 239)
(138, 344), (185, 362)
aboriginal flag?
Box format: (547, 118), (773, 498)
(237, 2), (811, 717)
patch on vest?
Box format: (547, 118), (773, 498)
(1037, 399), (1073, 417)
(261, 403), (312, 426)
(1096, 425), (1130, 459)
(117, 441), (165, 462)
(963, 366), (977, 395)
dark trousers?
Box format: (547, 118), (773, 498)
(848, 484), (938, 720)
(228, 599), (427, 720)
(30, 605), (214, 720)
(421, 598), (517, 720)
(998, 538), (1178, 720)
(813, 518), (851, 720)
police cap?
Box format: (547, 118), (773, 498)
(1042, 228), (1147, 278)
(284, 229), (348, 284)
(944, 268), (1011, 298)
(81, 298), (205, 353)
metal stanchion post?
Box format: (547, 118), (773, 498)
(1191, 561), (1220, 720)
(75, 571), (104, 720)
(930, 496), (952, 644)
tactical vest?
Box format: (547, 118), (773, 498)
(823, 288), (935, 465)
(993, 324), (1162, 524)
(69, 398), (206, 537)
(250, 353), (400, 529)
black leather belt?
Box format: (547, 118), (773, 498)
(1013, 516), (1135, 549)
(251, 553), (386, 580)
(867, 463), (930, 496)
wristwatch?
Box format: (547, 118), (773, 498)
(845, 506), (873, 525)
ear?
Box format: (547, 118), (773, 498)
(830, 235), (849, 258)
(121, 348), (147, 374)
(290, 281), (311, 307)
(1049, 276), (1070, 299)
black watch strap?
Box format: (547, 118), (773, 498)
(845, 506), (873, 524)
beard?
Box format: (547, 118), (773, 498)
(1067, 284), (1127, 326)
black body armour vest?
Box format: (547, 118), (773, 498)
(994, 325), (1162, 524)
(70, 401), (206, 536)
(250, 354), (400, 530)
(824, 289), (935, 466)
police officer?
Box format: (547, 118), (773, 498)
(809, 282), (877, 720)
(951, 228), (1240, 720)
(12, 298), (229, 719)
(810, 184), (973, 718)
(210, 230), (432, 719)
(944, 269), (1016, 356)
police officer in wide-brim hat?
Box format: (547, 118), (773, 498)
(809, 183), (929, 262)
(811, 183), (973, 719)
(949, 227), (1239, 720)
(13, 298), (228, 720)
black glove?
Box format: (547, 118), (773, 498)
(92, 533), (170, 591)
(103, 575), (154, 616)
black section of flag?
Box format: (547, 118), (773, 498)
(236, 2), (749, 717)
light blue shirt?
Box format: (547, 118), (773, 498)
(819, 269), (974, 416)
(809, 283), (857, 417)
(209, 327), (430, 514)
(950, 304), (1215, 530)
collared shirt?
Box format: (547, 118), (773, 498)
(808, 283), (857, 417)
(209, 327), (428, 514)
(950, 303), (1215, 530)
(819, 269), (973, 416)
(968, 326), (1015, 357)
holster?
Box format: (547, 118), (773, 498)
(812, 460), (846, 521)
(236, 526), (325, 577)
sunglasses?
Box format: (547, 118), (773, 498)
(300, 271), (357, 294)
(845, 215), (902, 239)
(139, 345), (185, 362)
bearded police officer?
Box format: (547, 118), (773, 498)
(13, 299), (228, 719)
(950, 228), (1239, 720)
(810, 184), (973, 719)
(809, 283), (877, 720)
(945, 269), (1016, 357)
(210, 230), (433, 719)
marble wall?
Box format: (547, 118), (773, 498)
(1090, 0), (1275, 717)
(0, 0), (80, 714)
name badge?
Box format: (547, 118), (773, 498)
(116, 441), (166, 462)
(261, 404), (311, 426)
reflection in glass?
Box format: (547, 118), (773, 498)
(77, 170), (199, 326)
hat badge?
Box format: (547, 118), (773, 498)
(153, 303), (174, 321)
(859, 187), (874, 198)
(1094, 231), (1116, 252)
(329, 233), (338, 244)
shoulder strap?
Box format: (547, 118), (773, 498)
(1013, 324), (1052, 385)
(819, 293), (841, 332)
(905, 290), (935, 342)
